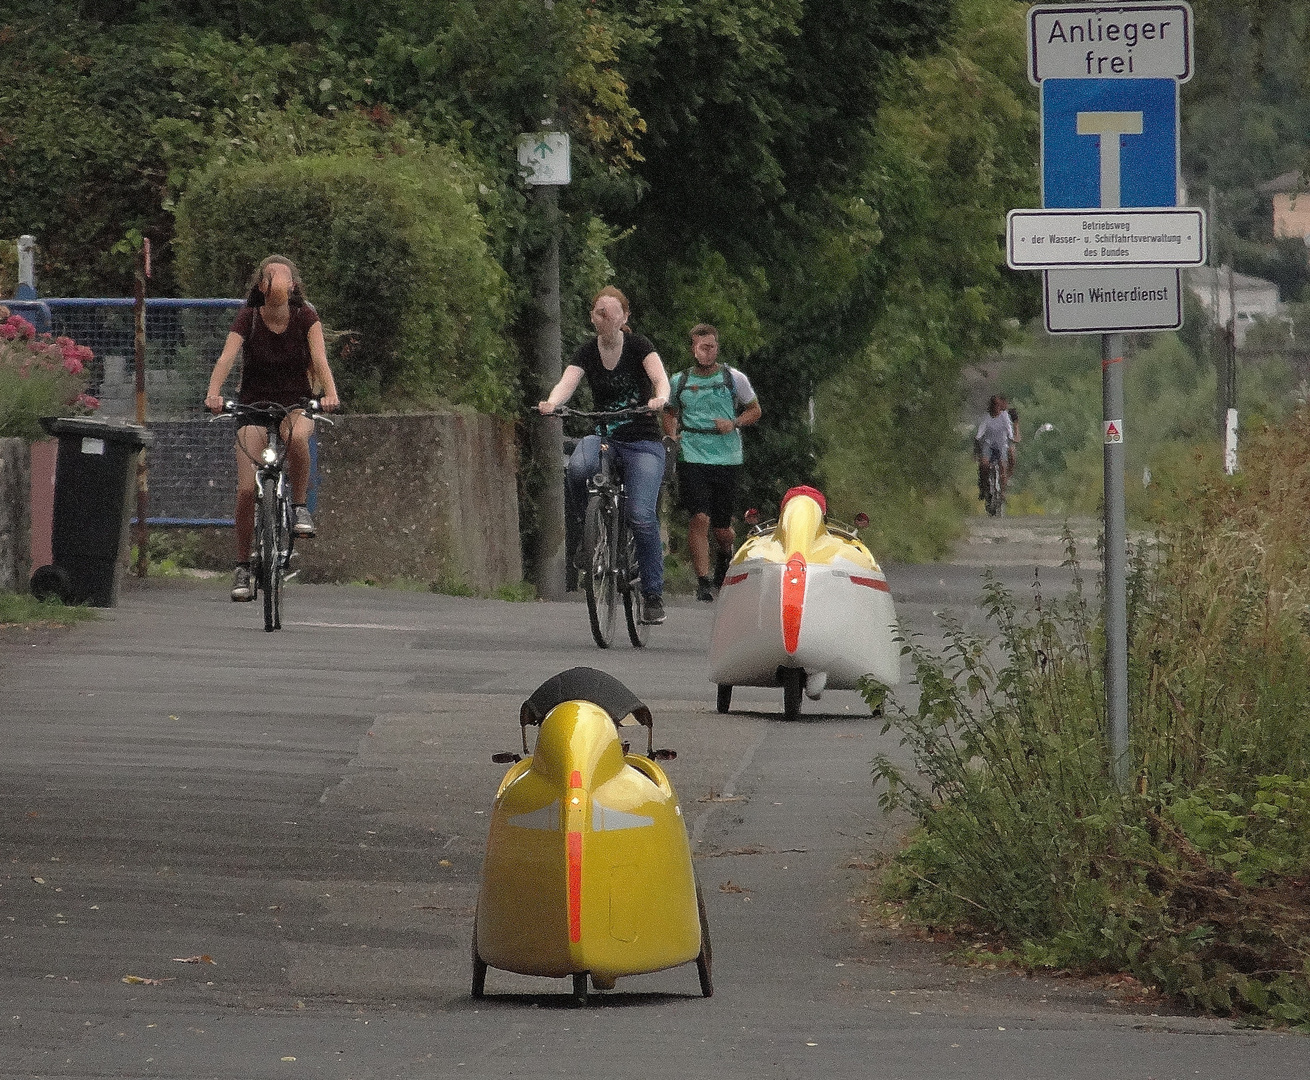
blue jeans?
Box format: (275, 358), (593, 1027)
(567, 435), (666, 597)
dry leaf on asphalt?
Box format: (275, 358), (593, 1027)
(172, 955), (216, 965)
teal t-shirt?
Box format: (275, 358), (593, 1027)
(673, 366), (756, 466)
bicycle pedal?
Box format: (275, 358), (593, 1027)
(283, 569), (300, 582)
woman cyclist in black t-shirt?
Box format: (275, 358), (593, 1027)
(204, 256), (340, 602)
(539, 286), (671, 624)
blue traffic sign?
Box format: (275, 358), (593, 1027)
(1041, 77), (1177, 208)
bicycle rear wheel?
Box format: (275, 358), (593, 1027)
(583, 495), (617, 648)
(621, 526), (648, 648)
(259, 490), (280, 632)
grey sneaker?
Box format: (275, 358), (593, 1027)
(293, 505), (316, 537)
(231, 565), (253, 602)
(641, 593), (666, 625)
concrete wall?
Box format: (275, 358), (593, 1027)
(0, 413), (524, 595)
(0, 438), (30, 593)
(301, 411), (523, 591)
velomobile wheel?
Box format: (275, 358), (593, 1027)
(572, 972), (589, 1005)
(471, 921), (487, 999)
(695, 879), (713, 997)
(716, 684), (732, 714)
(782, 668), (804, 721)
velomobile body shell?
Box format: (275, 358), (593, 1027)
(475, 695), (701, 983)
(708, 494), (900, 690)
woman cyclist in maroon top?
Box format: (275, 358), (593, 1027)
(204, 256), (340, 602)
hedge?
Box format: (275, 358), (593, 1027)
(174, 150), (515, 414)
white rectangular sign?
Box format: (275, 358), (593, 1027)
(1044, 266), (1181, 333)
(1008, 208), (1205, 268)
(517, 132), (571, 185)
(1028, 3), (1193, 84)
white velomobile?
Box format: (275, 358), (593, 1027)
(707, 485), (900, 720)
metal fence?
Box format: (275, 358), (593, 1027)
(11, 297), (245, 525)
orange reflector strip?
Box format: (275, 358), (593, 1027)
(781, 553), (806, 654)
(567, 830), (583, 942)
(570, 770), (582, 789)
(850, 576), (891, 592)
(724, 572), (748, 587)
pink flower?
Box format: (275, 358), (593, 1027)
(76, 393), (100, 410)
(62, 355), (84, 375)
(0, 324), (15, 340)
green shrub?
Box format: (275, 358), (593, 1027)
(866, 443), (1310, 1028)
(174, 150), (515, 414)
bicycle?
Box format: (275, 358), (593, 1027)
(211, 399), (333, 632)
(983, 449), (1005, 517)
(545, 405), (657, 649)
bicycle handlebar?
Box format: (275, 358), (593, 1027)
(209, 399), (336, 426)
(535, 405), (656, 421)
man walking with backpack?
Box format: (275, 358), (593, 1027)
(663, 323), (762, 601)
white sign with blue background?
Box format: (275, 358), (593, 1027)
(1041, 78), (1177, 209)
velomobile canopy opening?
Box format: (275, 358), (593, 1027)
(520, 666), (653, 730)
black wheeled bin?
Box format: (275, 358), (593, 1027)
(31, 417), (153, 606)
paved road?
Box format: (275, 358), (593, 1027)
(1, 521), (1305, 1078)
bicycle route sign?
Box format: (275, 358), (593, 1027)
(1019, 2), (1197, 334)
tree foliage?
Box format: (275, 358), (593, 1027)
(175, 150), (514, 413)
(0, 0), (1050, 544)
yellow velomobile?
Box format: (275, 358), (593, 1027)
(473, 667), (711, 1004)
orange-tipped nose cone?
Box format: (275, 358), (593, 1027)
(782, 553), (806, 654)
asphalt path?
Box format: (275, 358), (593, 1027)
(1, 518), (1305, 1079)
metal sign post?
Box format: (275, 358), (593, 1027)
(1020, 1), (1195, 791)
(519, 131), (571, 601)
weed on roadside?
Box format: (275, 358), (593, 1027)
(863, 465), (1310, 1031)
(0, 591), (97, 628)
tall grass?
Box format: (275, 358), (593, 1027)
(866, 411), (1310, 1027)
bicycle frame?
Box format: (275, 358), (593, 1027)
(211, 399), (331, 630)
(545, 406), (654, 648)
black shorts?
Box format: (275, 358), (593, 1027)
(677, 461), (740, 529)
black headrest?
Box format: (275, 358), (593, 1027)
(520, 667), (653, 729)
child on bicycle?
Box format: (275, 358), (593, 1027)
(204, 255), (340, 601)
(538, 286), (671, 624)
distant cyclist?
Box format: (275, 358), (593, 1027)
(204, 255), (340, 602)
(1005, 400), (1021, 479)
(974, 394), (1014, 504)
(538, 287), (671, 624)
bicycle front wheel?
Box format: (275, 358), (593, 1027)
(621, 527), (647, 648)
(986, 463), (1004, 517)
(583, 495), (617, 648)
(259, 490), (280, 632)
(273, 496), (291, 630)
